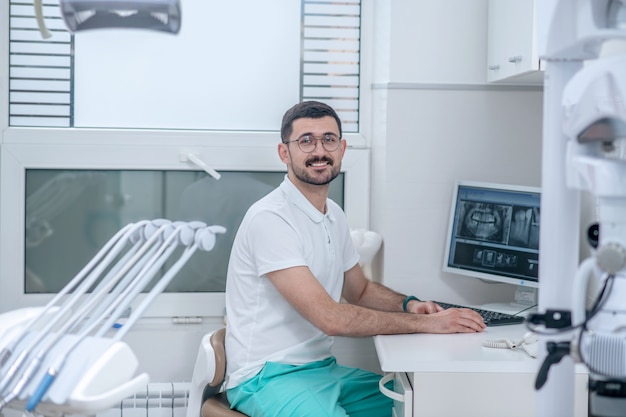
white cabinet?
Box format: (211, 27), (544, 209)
(375, 328), (589, 417)
(381, 371), (588, 417)
(487, 0), (543, 84)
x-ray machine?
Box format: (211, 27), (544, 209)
(534, 1), (626, 416)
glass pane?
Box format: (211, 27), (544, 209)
(73, 0), (301, 130)
(25, 169), (345, 294)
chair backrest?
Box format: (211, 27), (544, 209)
(201, 328), (227, 400)
(198, 328), (248, 417)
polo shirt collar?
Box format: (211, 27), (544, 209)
(280, 175), (336, 223)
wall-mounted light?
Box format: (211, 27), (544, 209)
(34, 0), (181, 39)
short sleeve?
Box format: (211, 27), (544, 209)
(245, 210), (308, 277)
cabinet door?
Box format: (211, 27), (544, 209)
(487, 0), (541, 83)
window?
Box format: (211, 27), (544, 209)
(25, 169), (344, 294)
(1, 143), (370, 317)
(8, 0), (362, 131)
(1, 0), (370, 318)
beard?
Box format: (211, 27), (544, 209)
(291, 156), (341, 186)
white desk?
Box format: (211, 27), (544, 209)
(374, 325), (588, 417)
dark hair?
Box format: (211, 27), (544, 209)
(280, 101), (342, 142)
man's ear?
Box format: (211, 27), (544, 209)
(278, 142), (290, 164)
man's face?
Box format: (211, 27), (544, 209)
(279, 116), (346, 186)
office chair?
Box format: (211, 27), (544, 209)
(188, 328), (247, 417)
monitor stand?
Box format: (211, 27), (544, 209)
(481, 286), (538, 317)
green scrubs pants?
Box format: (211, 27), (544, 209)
(227, 356), (393, 417)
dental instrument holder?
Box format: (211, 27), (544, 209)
(9, 332), (146, 415)
(0, 220), (225, 416)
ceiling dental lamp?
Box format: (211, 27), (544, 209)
(34, 0), (181, 39)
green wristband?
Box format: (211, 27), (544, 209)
(402, 295), (420, 312)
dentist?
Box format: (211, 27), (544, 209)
(224, 101), (485, 417)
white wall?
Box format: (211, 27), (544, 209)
(379, 89), (542, 304)
(369, 0), (544, 307)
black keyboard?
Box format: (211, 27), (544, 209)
(434, 301), (525, 327)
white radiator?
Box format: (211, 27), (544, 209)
(96, 383), (191, 417)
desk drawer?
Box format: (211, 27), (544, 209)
(410, 371), (587, 417)
(379, 372), (413, 417)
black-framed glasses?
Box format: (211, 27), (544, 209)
(284, 133), (342, 153)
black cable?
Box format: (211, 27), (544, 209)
(513, 304), (537, 316)
(524, 272), (614, 336)
(575, 275), (624, 379)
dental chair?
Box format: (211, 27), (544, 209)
(187, 328), (247, 417)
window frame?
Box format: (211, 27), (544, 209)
(0, 130), (371, 317)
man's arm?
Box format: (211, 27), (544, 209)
(266, 264), (485, 337)
(341, 263), (441, 314)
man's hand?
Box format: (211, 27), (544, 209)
(406, 300), (485, 333)
(423, 308), (486, 333)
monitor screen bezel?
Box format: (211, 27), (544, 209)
(442, 180), (541, 289)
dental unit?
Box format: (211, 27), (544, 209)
(0, 219), (225, 416)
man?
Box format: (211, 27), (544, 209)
(224, 101), (485, 417)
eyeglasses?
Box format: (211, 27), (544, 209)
(284, 133), (342, 153)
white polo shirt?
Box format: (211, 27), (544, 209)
(224, 175), (359, 389)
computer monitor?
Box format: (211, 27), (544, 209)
(443, 180), (541, 309)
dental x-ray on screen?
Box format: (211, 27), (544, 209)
(443, 180), (541, 289)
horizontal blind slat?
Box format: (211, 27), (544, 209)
(10, 0), (72, 127)
(302, 0), (361, 132)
